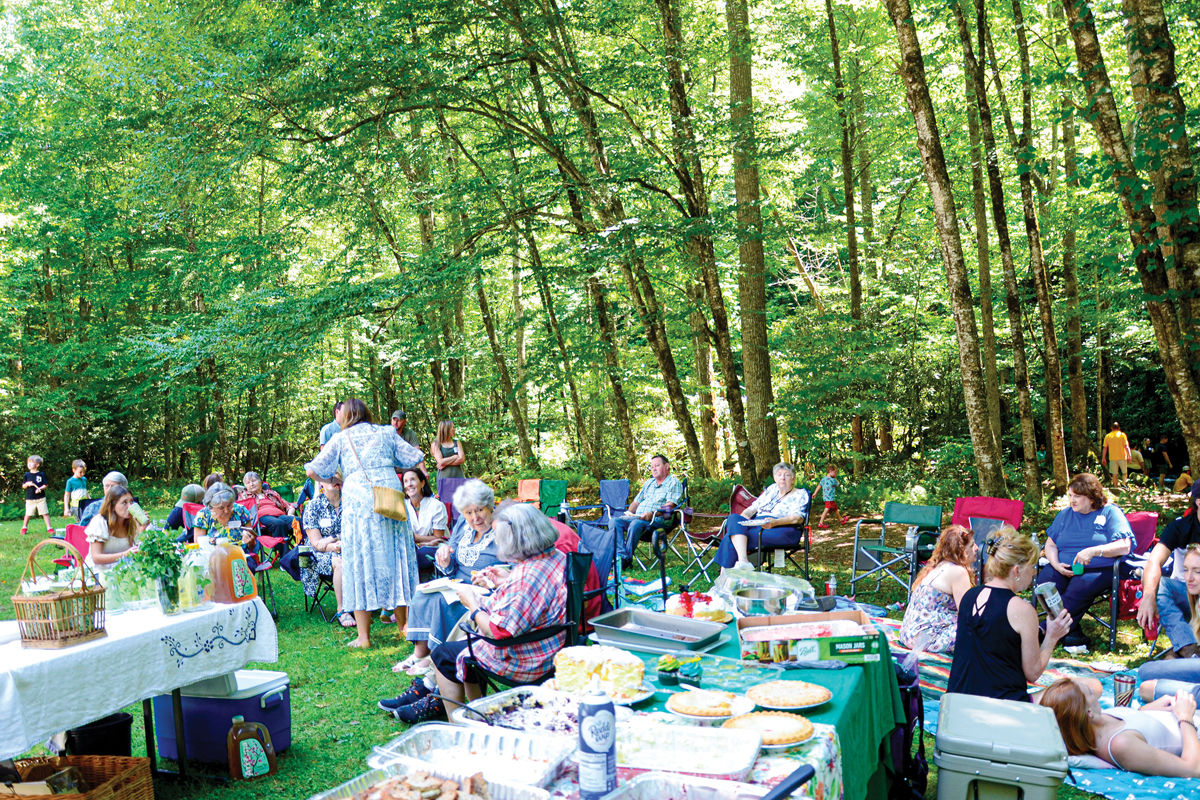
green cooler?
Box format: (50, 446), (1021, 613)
(934, 693), (1068, 800)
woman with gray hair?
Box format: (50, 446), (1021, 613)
(713, 462), (811, 571)
(380, 502), (569, 722)
(306, 398), (425, 648)
(193, 482), (256, 547)
(238, 471), (296, 539)
(391, 479), (506, 676)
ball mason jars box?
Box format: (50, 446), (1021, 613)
(735, 610), (883, 664)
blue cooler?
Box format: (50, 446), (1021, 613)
(152, 669), (290, 765)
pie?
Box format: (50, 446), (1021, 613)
(722, 711), (814, 745)
(666, 688), (738, 716)
(746, 680), (832, 708)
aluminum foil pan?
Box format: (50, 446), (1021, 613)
(615, 720), (762, 782)
(449, 685), (634, 734)
(308, 763), (551, 800)
(368, 722), (575, 789)
(590, 608), (725, 651)
(600, 772), (769, 800)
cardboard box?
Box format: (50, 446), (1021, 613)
(736, 610), (883, 664)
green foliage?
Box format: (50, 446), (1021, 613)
(131, 527), (183, 585)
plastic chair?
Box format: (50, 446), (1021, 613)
(516, 479), (541, 505)
(539, 480), (568, 518)
(850, 502), (943, 599)
(459, 551), (592, 696)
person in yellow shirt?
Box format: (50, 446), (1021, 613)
(1101, 422), (1131, 488)
(1175, 467), (1194, 494)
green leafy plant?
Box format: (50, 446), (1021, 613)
(131, 528), (183, 586)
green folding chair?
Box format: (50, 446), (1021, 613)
(850, 502), (943, 600)
(539, 480), (568, 519)
(271, 483), (295, 504)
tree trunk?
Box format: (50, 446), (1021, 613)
(208, 357), (230, 478)
(852, 62), (876, 282)
(1060, 0), (1200, 469)
(726, 0), (780, 483)
(512, 234), (528, 426)
(883, 0), (1007, 497)
(1008, 0), (1068, 495)
(590, 276), (639, 480)
(966, 52), (1004, 449)
(1062, 99), (1088, 469)
(475, 270), (538, 469)
(689, 283), (720, 478)
(956, 0), (1041, 502)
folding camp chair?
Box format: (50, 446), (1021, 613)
(574, 517), (621, 613)
(1083, 511), (1160, 652)
(53, 525), (89, 569)
(669, 484), (757, 587)
(437, 477), (467, 526)
(561, 480), (630, 528)
(516, 479), (541, 505)
(459, 551), (592, 696)
(850, 502), (943, 599)
(181, 502), (204, 542)
(271, 483), (295, 504)
(539, 480), (568, 518)
(951, 496), (1025, 581)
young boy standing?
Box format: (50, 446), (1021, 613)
(21, 455), (53, 536)
(63, 459), (90, 523)
(815, 464), (850, 529)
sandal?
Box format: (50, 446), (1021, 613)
(392, 654), (420, 674)
(405, 658), (432, 677)
(335, 611), (356, 628)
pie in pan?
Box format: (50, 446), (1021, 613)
(666, 688), (737, 716)
(722, 711), (815, 745)
(746, 680), (833, 708)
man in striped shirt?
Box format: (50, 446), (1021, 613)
(615, 454), (683, 569)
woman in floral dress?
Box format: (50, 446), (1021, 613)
(301, 472), (347, 624)
(305, 399), (424, 648)
(899, 524), (978, 653)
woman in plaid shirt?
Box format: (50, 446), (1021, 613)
(381, 503), (568, 722)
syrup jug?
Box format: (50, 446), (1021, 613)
(208, 538), (258, 604)
(227, 715), (277, 781)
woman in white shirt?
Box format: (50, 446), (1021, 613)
(714, 463), (811, 570)
(403, 468), (448, 548)
(84, 487), (147, 571)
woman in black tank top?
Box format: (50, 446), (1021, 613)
(947, 528), (1074, 701)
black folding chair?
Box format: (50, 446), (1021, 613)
(459, 551), (592, 696)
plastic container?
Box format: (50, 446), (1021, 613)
(934, 693), (1067, 800)
(227, 715), (277, 780)
(208, 538), (257, 604)
(152, 669), (290, 765)
(179, 544), (212, 612)
(65, 712), (133, 757)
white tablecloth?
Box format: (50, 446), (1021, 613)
(0, 598), (278, 759)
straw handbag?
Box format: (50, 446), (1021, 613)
(345, 427), (408, 522)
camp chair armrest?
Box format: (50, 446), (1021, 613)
(567, 504), (604, 512)
(459, 619), (571, 647)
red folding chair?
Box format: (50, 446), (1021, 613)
(54, 525), (90, 569)
(951, 496), (1025, 581)
(1097, 511), (1160, 649)
(234, 497), (283, 619)
(516, 479), (541, 505)
(670, 484), (757, 586)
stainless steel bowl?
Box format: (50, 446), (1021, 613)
(734, 587), (789, 616)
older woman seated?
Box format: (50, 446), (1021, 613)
(390, 479), (504, 677)
(1040, 677), (1200, 776)
(713, 463), (811, 571)
(239, 472), (297, 539)
(1038, 472), (1134, 650)
(302, 472), (347, 625)
(380, 502), (569, 722)
(193, 482), (256, 551)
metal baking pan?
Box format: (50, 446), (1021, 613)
(367, 722), (575, 789)
(449, 685), (633, 733)
(309, 763), (551, 800)
(600, 772), (769, 800)
(615, 720), (762, 782)
(590, 608), (725, 651)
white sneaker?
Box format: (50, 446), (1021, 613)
(734, 560), (754, 571)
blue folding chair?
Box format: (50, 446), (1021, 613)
(575, 518), (622, 614)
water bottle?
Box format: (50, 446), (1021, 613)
(577, 677), (617, 800)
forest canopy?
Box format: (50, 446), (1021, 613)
(1, 0), (1197, 503)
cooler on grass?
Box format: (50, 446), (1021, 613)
(152, 669), (290, 766)
(934, 693), (1068, 800)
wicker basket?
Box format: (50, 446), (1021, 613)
(11, 538), (107, 649)
(15, 755), (153, 800)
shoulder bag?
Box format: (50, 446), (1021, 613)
(345, 427), (408, 522)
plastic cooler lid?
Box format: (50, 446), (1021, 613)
(936, 693), (1067, 769)
(180, 669), (288, 699)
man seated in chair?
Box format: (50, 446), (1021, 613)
(614, 454), (683, 569)
(1137, 482), (1200, 658)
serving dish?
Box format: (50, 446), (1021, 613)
(590, 608), (726, 652)
(309, 763), (551, 800)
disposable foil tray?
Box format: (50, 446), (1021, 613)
(615, 719), (762, 782)
(600, 772), (769, 800)
(309, 763), (551, 800)
(368, 722), (575, 789)
(448, 685), (633, 734)
(590, 608), (725, 651)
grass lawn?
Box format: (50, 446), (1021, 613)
(1, 484), (1186, 800)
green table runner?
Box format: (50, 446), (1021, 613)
(628, 627), (905, 800)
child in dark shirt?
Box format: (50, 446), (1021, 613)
(21, 454), (53, 536)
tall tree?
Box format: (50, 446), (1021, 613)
(883, 0), (1007, 496)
